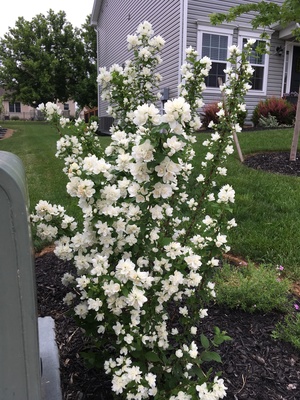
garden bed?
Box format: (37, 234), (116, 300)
(36, 250), (300, 400)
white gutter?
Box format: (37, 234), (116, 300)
(178, 0), (188, 93)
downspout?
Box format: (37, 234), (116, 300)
(94, 26), (101, 119)
(178, 0), (188, 94)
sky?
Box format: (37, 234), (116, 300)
(0, 0), (95, 38)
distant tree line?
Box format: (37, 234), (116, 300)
(0, 9), (97, 110)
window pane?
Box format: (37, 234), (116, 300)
(15, 102), (21, 113)
(202, 33), (228, 61)
(205, 62), (226, 87)
(220, 36), (228, 48)
(219, 49), (227, 60)
(211, 35), (219, 48)
(242, 37), (266, 91)
(251, 66), (264, 90)
(202, 46), (210, 57)
(211, 47), (219, 60)
(9, 102), (14, 112)
(202, 33), (211, 47)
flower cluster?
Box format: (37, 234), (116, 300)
(32, 21), (254, 400)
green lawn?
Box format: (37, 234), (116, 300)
(1, 121), (300, 279)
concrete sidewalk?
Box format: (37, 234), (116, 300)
(38, 317), (62, 400)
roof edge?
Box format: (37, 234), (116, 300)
(91, 0), (103, 27)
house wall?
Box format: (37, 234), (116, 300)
(186, 0), (285, 124)
(1, 100), (77, 120)
(95, 0), (181, 120)
(93, 0), (287, 127)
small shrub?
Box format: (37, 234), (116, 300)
(11, 116), (20, 121)
(89, 115), (99, 124)
(272, 313), (300, 350)
(214, 263), (291, 313)
(201, 102), (220, 128)
(201, 101), (247, 129)
(252, 97), (296, 127)
(258, 113), (279, 128)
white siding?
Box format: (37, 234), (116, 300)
(95, 0), (181, 117)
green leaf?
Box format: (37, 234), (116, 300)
(145, 351), (161, 362)
(200, 333), (210, 350)
(201, 351), (222, 363)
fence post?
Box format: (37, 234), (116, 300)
(0, 151), (42, 400)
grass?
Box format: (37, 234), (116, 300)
(194, 127), (300, 280)
(1, 122), (300, 279)
(214, 262), (291, 313)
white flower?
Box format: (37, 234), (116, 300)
(184, 254), (202, 270)
(205, 152), (214, 161)
(74, 302), (88, 319)
(133, 104), (161, 126)
(228, 44), (242, 55)
(127, 286), (147, 309)
(202, 215), (214, 226)
(136, 21), (153, 36)
(63, 292), (76, 305)
(175, 349), (183, 358)
(216, 108), (225, 117)
(189, 341), (198, 358)
(132, 139), (155, 162)
(225, 145), (234, 155)
(215, 233), (227, 247)
(124, 334), (134, 344)
(61, 273), (75, 286)
(179, 306), (189, 316)
(199, 308), (208, 318)
(213, 377), (228, 398)
(127, 34), (141, 49)
(234, 123), (242, 133)
(217, 184), (235, 203)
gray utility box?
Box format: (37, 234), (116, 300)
(0, 151), (42, 399)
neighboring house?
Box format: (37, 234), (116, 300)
(91, 0), (299, 130)
(0, 88), (77, 120)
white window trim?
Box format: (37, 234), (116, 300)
(283, 42), (300, 96)
(238, 30), (269, 96)
(197, 26), (233, 93)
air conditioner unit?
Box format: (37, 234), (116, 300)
(99, 116), (114, 134)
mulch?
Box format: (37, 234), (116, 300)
(35, 151), (300, 400)
(244, 151), (300, 176)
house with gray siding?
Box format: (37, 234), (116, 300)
(91, 0), (298, 131)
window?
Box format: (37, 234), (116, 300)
(64, 103), (69, 111)
(238, 32), (269, 95)
(9, 102), (21, 113)
(198, 27), (233, 89)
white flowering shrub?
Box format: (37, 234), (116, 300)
(32, 21), (254, 400)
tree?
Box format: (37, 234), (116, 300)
(210, 0), (300, 41)
(0, 10), (97, 108)
(211, 0), (300, 162)
(72, 15), (98, 110)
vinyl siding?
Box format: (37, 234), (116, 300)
(93, 0), (287, 125)
(95, 0), (181, 117)
(187, 0), (285, 124)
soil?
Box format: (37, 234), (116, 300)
(244, 151), (300, 176)
(35, 151), (300, 400)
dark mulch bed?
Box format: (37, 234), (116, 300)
(35, 152), (300, 400)
(35, 251), (300, 400)
(244, 151), (300, 176)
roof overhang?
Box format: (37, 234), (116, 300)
(90, 0), (103, 27)
(272, 22), (300, 40)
